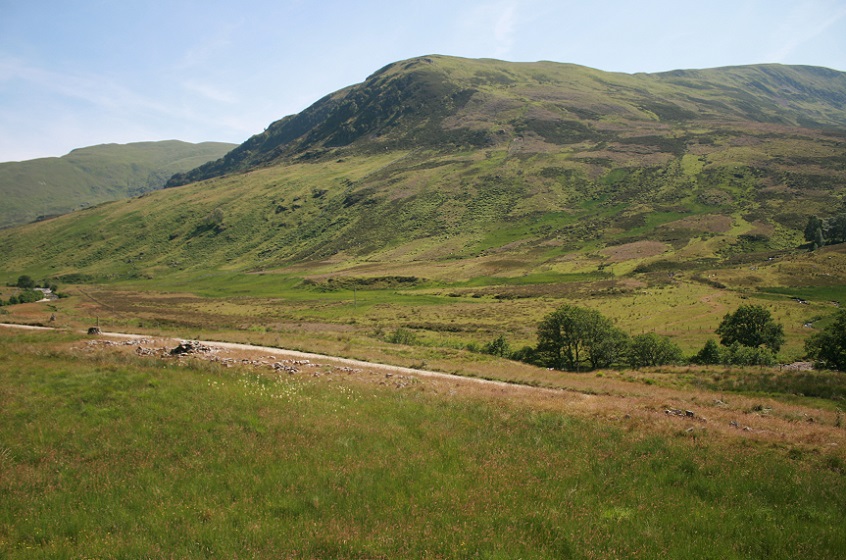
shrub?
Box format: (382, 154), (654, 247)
(628, 333), (683, 368)
(387, 327), (417, 345)
(15, 275), (35, 290)
(722, 342), (777, 366)
(716, 304), (784, 352)
(691, 339), (722, 365)
(805, 309), (846, 371)
(482, 335), (511, 357)
(536, 304), (629, 371)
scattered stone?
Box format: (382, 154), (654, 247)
(272, 362), (299, 374)
(170, 340), (212, 355)
(781, 361), (813, 371)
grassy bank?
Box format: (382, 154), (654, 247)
(1, 330), (844, 558)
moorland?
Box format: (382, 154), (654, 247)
(1, 55), (845, 557)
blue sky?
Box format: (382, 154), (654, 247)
(1, 0), (845, 162)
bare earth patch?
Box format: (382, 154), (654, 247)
(659, 214), (733, 234)
(601, 240), (669, 262)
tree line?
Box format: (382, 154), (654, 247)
(0, 275), (65, 307)
(480, 303), (846, 372)
(804, 214), (846, 250)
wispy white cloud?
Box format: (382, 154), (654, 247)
(182, 80), (237, 104)
(492, 1), (519, 58)
(0, 55), (172, 115)
(175, 19), (241, 71)
(767, 3), (846, 63)
(456, 0), (522, 59)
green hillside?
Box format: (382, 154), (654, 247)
(0, 140), (235, 228)
(1, 56), (845, 361)
(168, 56), (846, 185)
(2, 57), (844, 280)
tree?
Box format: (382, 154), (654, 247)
(804, 215), (824, 246)
(828, 214), (846, 245)
(15, 290), (43, 304)
(805, 309), (846, 371)
(536, 304), (628, 371)
(691, 339), (722, 365)
(15, 275), (35, 290)
(716, 304), (784, 353)
(482, 335), (511, 357)
(628, 332), (683, 368)
(722, 342), (777, 366)
(589, 327), (630, 369)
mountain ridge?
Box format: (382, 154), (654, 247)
(0, 140), (236, 228)
(167, 56), (846, 187)
(1, 56), (845, 289)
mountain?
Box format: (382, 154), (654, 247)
(167, 56), (846, 186)
(1, 56), (845, 286)
(0, 140), (236, 228)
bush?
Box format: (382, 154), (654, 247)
(628, 333), (683, 368)
(6, 289), (44, 305)
(716, 304), (784, 352)
(805, 309), (846, 371)
(691, 339), (722, 365)
(722, 342), (777, 366)
(387, 327), (417, 345)
(15, 275), (35, 290)
(482, 335), (511, 357)
(536, 304), (629, 371)
(511, 345), (543, 366)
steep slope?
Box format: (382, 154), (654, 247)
(167, 56), (846, 186)
(0, 140), (235, 228)
(1, 56), (845, 286)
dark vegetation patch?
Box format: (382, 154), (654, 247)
(517, 118), (598, 144)
(692, 370), (846, 402)
(615, 135), (689, 155)
(636, 100), (699, 121)
(301, 276), (423, 292)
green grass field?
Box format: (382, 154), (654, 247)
(1, 330), (844, 558)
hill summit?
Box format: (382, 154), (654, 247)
(168, 55), (846, 186)
(2, 56), (845, 284)
(0, 140), (235, 228)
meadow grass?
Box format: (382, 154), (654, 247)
(1, 330), (845, 558)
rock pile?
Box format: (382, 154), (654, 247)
(170, 340), (213, 356)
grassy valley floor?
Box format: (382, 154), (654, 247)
(1, 328), (844, 558)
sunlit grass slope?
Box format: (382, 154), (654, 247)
(1, 330), (844, 558)
(0, 140), (235, 228)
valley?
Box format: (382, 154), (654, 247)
(1, 55), (846, 558)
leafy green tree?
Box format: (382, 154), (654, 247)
(828, 214), (846, 245)
(804, 215), (826, 249)
(482, 335), (511, 357)
(536, 304), (628, 371)
(511, 345), (542, 366)
(589, 327), (630, 369)
(15, 275), (35, 290)
(691, 339), (722, 365)
(716, 304), (784, 353)
(13, 290), (43, 304)
(722, 342), (777, 366)
(805, 309), (846, 371)
(628, 333), (683, 368)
